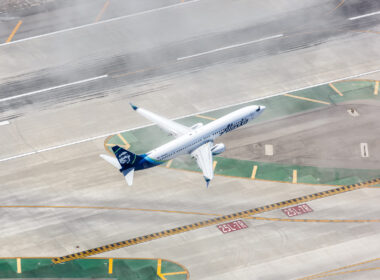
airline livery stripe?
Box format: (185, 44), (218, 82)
(52, 178), (380, 264)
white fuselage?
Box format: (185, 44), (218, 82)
(146, 105), (265, 162)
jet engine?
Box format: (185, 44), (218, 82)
(211, 143), (225, 155)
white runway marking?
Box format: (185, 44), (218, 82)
(177, 34), (283, 61)
(349, 10), (380, 20)
(0, 120), (10, 126)
(360, 143), (369, 158)
(1, 68), (380, 163)
(0, 0), (200, 47)
(265, 144), (274, 156)
(0, 75), (108, 103)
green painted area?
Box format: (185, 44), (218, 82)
(0, 258), (188, 280)
(106, 80), (380, 186)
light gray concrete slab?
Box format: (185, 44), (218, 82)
(0, 0), (379, 279)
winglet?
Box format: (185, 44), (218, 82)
(130, 103), (138, 111)
(204, 177), (211, 188)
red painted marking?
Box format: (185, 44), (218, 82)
(282, 204), (313, 217)
(217, 220), (248, 234)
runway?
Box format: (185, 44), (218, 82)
(0, 0), (380, 279)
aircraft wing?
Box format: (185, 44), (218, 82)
(191, 142), (214, 187)
(130, 103), (190, 137)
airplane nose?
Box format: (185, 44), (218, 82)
(260, 105), (266, 110)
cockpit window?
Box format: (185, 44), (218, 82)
(256, 106), (261, 112)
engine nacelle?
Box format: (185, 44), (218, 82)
(211, 143), (225, 155)
(191, 123), (203, 130)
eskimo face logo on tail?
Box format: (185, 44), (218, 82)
(119, 151), (131, 164)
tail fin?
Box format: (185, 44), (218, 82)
(105, 146), (145, 186)
(112, 145), (143, 169)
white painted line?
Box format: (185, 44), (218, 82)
(0, 75), (108, 103)
(349, 10), (380, 20)
(177, 34), (283, 61)
(0, 0), (201, 47)
(0, 120), (10, 126)
(265, 144), (273, 156)
(360, 143), (369, 158)
(1, 68), (380, 163)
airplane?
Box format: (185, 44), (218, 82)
(100, 103), (265, 187)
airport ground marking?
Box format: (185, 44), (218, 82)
(177, 34), (283, 61)
(108, 258), (113, 274)
(6, 20), (22, 43)
(2, 257), (189, 279)
(315, 267), (380, 279)
(0, 120), (10, 126)
(161, 271), (188, 276)
(349, 10), (380, 21)
(2, 76), (380, 163)
(292, 170), (297, 184)
(350, 29), (380, 35)
(213, 161), (218, 171)
(297, 257), (380, 280)
(329, 0), (345, 14)
(300, 267), (380, 280)
(283, 93), (330, 105)
(375, 81), (379, 95)
(1, 204), (379, 224)
(117, 133), (130, 149)
(0, 75), (108, 103)
(166, 159), (173, 168)
(195, 114), (217, 121)
(95, 0), (110, 22)
(328, 83), (344, 96)
(249, 217), (380, 223)
(251, 165), (258, 179)
(0, 0), (201, 47)
(51, 178), (380, 264)
(16, 258), (21, 273)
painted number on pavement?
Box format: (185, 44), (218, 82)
(282, 204), (313, 217)
(217, 220), (248, 234)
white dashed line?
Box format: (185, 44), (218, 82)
(1, 68), (380, 163)
(349, 10), (380, 21)
(0, 0), (201, 47)
(0, 75), (108, 103)
(177, 34), (283, 61)
(0, 120), (10, 126)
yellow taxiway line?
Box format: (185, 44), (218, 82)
(374, 81), (379, 95)
(117, 133), (130, 149)
(251, 165), (258, 179)
(95, 0), (110, 22)
(1, 205), (379, 224)
(284, 94), (330, 105)
(52, 178), (380, 264)
(6, 20), (23, 43)
(213, 161), (218, 171)
(329, 83), (344, 96)
(166, 159), (173, 168)
(17, 258), (21, 273)
(196, 114), (217, 121)
(297, 257), (380, 280)
(292, 169), (297, 184)
(329, 0), (345, 14)
(108, 258), (113, 274)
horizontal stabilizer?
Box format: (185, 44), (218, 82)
(100, 154), (121, 169)
(123, 168), (135, 186)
